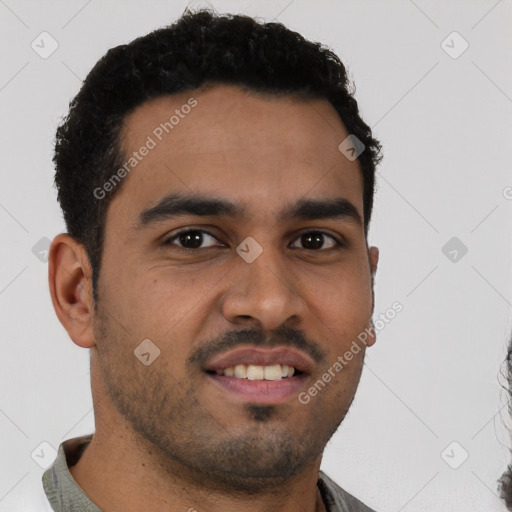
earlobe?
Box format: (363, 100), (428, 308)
(48, 234), (96, 348)
(365, 319), (377, 347)
(366, 246), (379, 347)
(369, 246), (379, 277)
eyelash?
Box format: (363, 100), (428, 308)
(162, 228), (345, 251)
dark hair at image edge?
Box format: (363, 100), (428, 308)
(499, 335), (512, 509)
(53, 8), (383, 303)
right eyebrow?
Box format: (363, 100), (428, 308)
(133, 193), (244, 231)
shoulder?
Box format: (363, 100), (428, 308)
(318, 470), (377, 512)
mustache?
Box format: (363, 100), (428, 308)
(188, 325), (328, 368)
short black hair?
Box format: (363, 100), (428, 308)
(53, 8), (382, 302)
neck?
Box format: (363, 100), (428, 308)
(69, 378), (326, 512)
(69, 431), (326, 512)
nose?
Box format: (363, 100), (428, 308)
(220, 245), (306, 331)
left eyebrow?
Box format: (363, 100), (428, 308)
(133, 193), (362, 231)
(282, 197), (362, 226)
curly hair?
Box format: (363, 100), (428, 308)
(53, 8), (382, 302)
(499, 338), (512, 509)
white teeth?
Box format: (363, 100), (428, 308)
(216, 364), (297, 380)
(264, 365), (283, 381)
(247, 365), (264, 380)
(234, 364), (247, 378)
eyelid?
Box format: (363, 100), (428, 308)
(162, 227), (346, 250)
(289, 229), (344, 249)
(162, 227), (225, 247)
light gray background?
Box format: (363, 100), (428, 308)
(1, 0), (511, 510)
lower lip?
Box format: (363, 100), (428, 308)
(205, 373), (307, 404)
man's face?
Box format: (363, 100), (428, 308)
(92, 84), (377, 491)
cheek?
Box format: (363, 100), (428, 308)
(141, 267), (217, 314)
(111, 267), (218, 355)
(309, 266), (373, 332)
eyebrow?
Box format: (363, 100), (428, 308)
(134, 193), (362, 230)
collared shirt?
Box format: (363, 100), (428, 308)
(11, 435), (376, 512)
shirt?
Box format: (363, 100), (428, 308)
(4, 435), (377, 511)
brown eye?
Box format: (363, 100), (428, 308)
(164, 229), (221, 249)
(290, 231), (340, 250)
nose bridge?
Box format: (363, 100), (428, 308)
(246, 247), (288, 295)
(222, 242), (304, 328)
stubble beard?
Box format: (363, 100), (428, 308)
(92, 304), (357, 494)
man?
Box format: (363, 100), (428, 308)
(42, 8), (382, 511)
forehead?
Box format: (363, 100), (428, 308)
(110, 84), (364, 226)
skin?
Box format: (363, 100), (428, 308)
(48, 84), (379, 512)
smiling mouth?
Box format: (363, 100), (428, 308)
(205, 363), (303, 380)
(203, 348), (312, 404)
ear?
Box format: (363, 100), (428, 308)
(366, 245), (379, 347)
(368, 245), (379, 278)
(48, 234), (96, 348)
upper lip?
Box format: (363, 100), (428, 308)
(203, 346), (314, 374)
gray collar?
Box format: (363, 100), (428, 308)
(42, 435), (375, 512)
